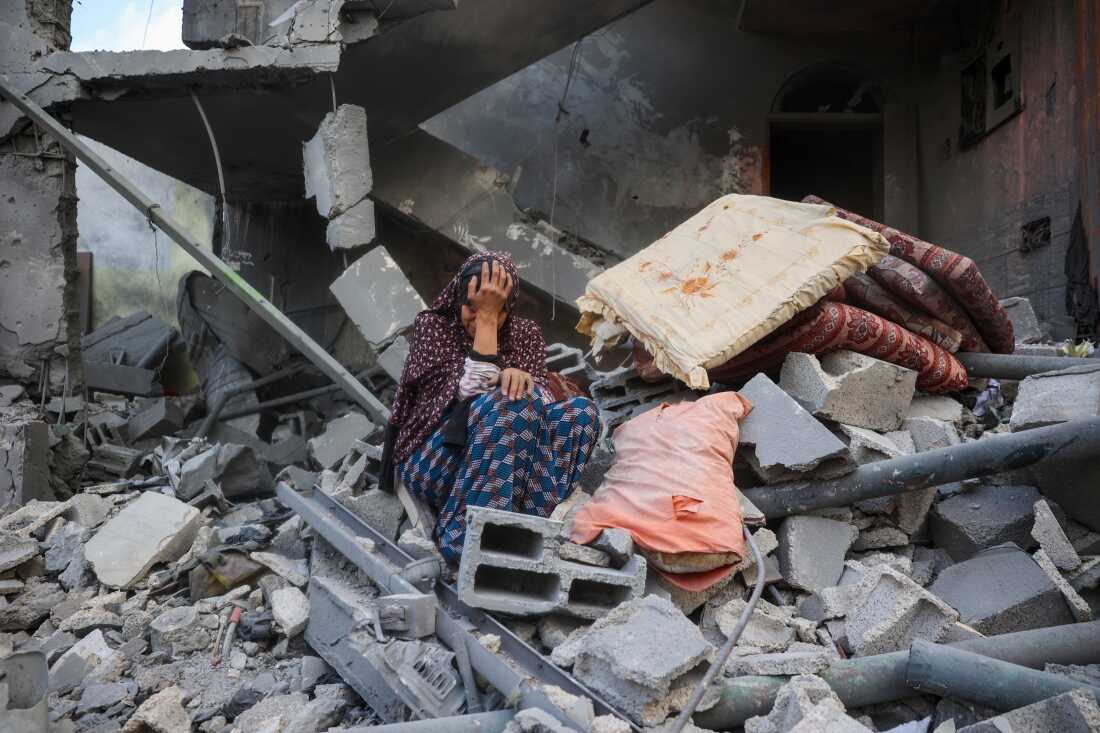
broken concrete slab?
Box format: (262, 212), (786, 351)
(272, 586), (310, 637)
(1032, 499), (1082, 571)
(929, 544), (1074, 635)
(84, 492), (202, 588)
(251, 551), (310, 587)
(957, 688), (1100, 733)
(0, 421), (50, 514)
(907, 395), (967, 425)
(330, 246), (426, 348)
(48, 629), (123, 695)
(930, 484), (1041, 560)
(777, 516), (858, 593)
(0, 579), (66, 631)
(724, 647), (836, 677)
(851, 525), (910, 551)
(714, 598), (795, 652)
(779, 350), (917, 431)
(571, 594), (711, 727)
(334, 488), (403, 541)
(120, 685), (191, 733)
(743, 674), (855, 733)
(123, 397), (184, 444)
(308, 412), (375, 470)
(902, 416), (961, 453)
(999, 297), (1044, 345)
(846, 566), (959, 656)
(303, 104), (372, 220)
(0, 531), (39, 573)
(325, 196), (376, 250)
(1009, 365), (1100, 432)
(737, 373), (854, 483)
(1032, 549), (1093, 623)
(377, 335), (409, 383)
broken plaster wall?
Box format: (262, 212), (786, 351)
(0, 0), (82, 390)
(75, 136), (216, 332)
(424, 0), (911, 261)
(914, 0), (1080, 333)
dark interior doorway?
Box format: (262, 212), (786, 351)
(769, 124), (882, 217)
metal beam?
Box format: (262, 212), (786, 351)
(956, 352), (1096, 380)
(741, 417), (1100, 518)
(0, 75), (389, 424)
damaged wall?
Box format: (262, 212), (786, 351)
(75, 136), (216, 330)
(0, 0), (82, 390)
(914, 0), (1081, 333)
(424, 0), (911, 260)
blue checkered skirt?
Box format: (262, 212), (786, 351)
(398, 388), (600, 560)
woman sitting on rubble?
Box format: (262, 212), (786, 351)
(381, 252), (601, 561)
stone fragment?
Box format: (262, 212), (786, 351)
(121, 685), (192, 733)
(907, 395), (967, 424)
(744, 674), (857, 733)
(930, 484), (1041, 560)
(542, 684), (596, 730)
(84, 492), (202, 588)
(737, 373), (854, 483)
(398, 526), (442, 562)
(49, 629), (123, 694)
(537, 614), (586, 651)
(329, 246), (426, 347)
(334, 488), (403, 541)
(0, 499), (67, 538)
(558, 542), (611, 567)
(902, 416), (961, 452)
(77, 681), (132, 714)
(1032, 549), (1093, 622)
(0, 579), (65, 631)
(1068, 556), (1100, 591)
(779, 350), (917, 431)
(957, 688), (1100, 733)
(150, 605), (210, 657)
(846, 566), (959, 656)
(271, 586), (310, 637)
(1009, 366), (1100, 432)
(571, 595), (711, 726)
(308, 413), (375, 469)
(303, 104), (372, 219)
(232, 692), (311, 733)
(590, 714), (632, 733)
(376, 335), (409, 382)
(851, 526), (910, 551)
(929, 544), (1074, 635)
(777, 516), (858, 593)
(58, 606), (123, 634)
(590, 528), (634, 568)
(43, 521), (88, 573)
(250, 552), (309, 587)
(63, 493), (111, 529)
(724, 647), (836, 677)
(506, 707), (575, 733)
(715, 598), (795, 652)
(1000, 296), (1044, 344)
(1032, 499), (1082, 571)
(325, 196), (375, 250)
(841, 423), (910, 466)
(0, 531), (39, 572)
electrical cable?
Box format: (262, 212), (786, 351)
(668, 526), (765, 733)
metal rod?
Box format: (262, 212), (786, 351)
(906, 640), (1100, 711)
(957, 352), (1097, 380)
(0, 75), (390, 425)
(215, 380), (347, 421)
(695, 620), (1100, 729)
(196, 363), (306, 437)
(741, 417), (1100, 518)
(335, 710), (515, 733)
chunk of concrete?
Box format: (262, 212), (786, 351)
(929, 544), (1074, 635)
(851, 525), (910, 551)
(957, 688), (1100, 733)
(845, 566), (958, 656)
(930, 484), (1041, 560)
(377, 335), (409, 382)
(725, 646), (836, 677)
(558, 542), (611, 567)
(330, 246), (426, 348)
(779, 351), (917, 431)
(308, 412), (375, 470)
(0, 421), (51, 514)
(124, 397), (184, 444)
(84, 492), (202, 588)
(1009, 366), (1100, 432)
(714, 598), (795, 652)
(251, 551), (309, 587)
(334, 488), (403, 541)
(589, 528), (634, 569)
(1032, 500), (1082, 571)
(0, 579), (66, 631)
(744, 674), (857, 733)
(737, 374), (855, 483)
(150, 605), (210, 657)
(777, 516), (858, 593)
(325, 197), (375, 250)
(272, 586), (310, 637)
(0, 531), (39, 573)
(907, 395), (967, 425)
(902, 416), (961, 452)
(120, 685), (191, 733)
(999, 297), (1044, 345)
(1032, 549), (1093, 622)
(48, 629), (122, 694)
(571, 595), (711, 726)
(303, 104), (372, 219)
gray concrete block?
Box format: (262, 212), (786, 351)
(1010, 365), (1100, 432)
(590, 528), (634, 569)
(777, 516), (858, 593)
(957, 688), (1100, 733)
(846, 566), (958, 656)
(272, 586), (310, 637)
(85, 492), (201, 589)
(325, 196), (375, 250)
(738, 374), (855, 483)
(0, 421), (51, 515)
(1000, 296), (1044, 344)
(308, 412), (375, 470)
(0, 531), (39, 573)
(851, 525), (910, 551)
(330, 246), (426, 348)
(303, 104), (372, 219)
(931, 484), (1041, 560)
(1032, 499), (1082, 571)
(907, 395), (967, 424)
(1067, 556), (1100, 592)
(123, 397), (184, 444)
(1032, 549), (1093, 622)
(902, 416), (961, 452)
(457, 507), (646, 620)
(929, 544), (1074, 635)
(714, 598), (795, 652)
(149, 605), (210, 657)
(571, 595), (711, 726)
(779, 351), (917, 431)
(335, 488), (404, 541)
(744, 674), (849, 733)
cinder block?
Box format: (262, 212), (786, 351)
(1032, 499), (1082, 571)
(1009, 367), (1100, 432)
(930, 484), (1040, 561)
(845, 566), (958, 656)
(777, 516), (858, 593)
(737, 374), (854, 484)
(303, 104), (372, 219)
(929, 544), (1074, 635)
(779, 351), (917, 432)
(123, 398), (184, 444)
(457, 507), (646, 620)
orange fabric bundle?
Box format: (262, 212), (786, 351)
(571, 391), (751, 591)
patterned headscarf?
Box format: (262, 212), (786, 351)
(388, 252), (548, 464)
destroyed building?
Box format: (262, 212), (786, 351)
(3, 0), (1100, 731)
